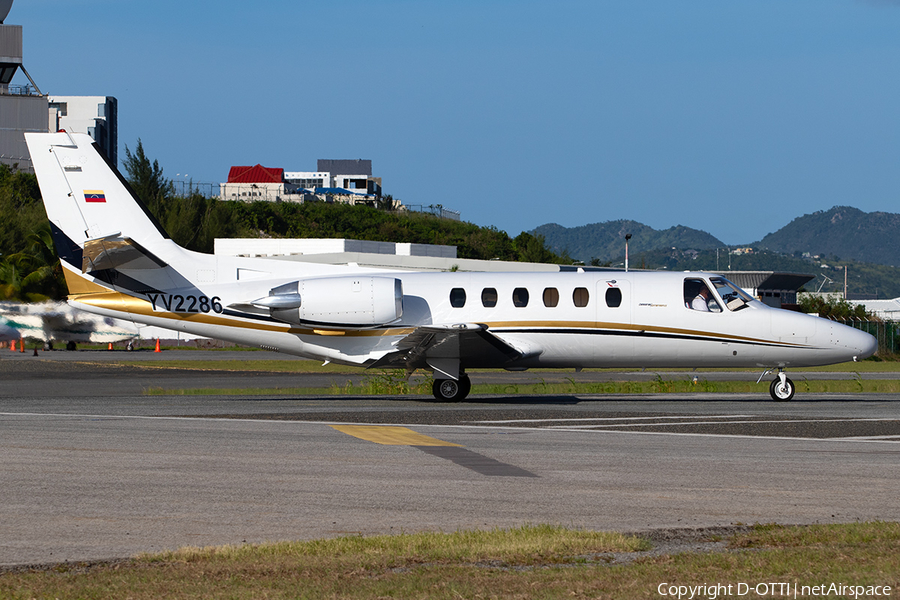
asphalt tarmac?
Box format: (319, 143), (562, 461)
(1, 350), (899, 566)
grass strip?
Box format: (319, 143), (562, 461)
(2, 523), (897, 600)
(144, 377), (900, 396)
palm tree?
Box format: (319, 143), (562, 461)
(0, 260), (23, 301)
(2, 224), (66, 301)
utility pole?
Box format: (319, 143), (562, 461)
(844, 265), (848, 299)
(625, 234), (632, 272)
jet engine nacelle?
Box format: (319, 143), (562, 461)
(259, 276), (403, 329)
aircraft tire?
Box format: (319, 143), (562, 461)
(459, 373), (471, 398)
(769, 377), (795, 401)
(432, 377), (470, 402)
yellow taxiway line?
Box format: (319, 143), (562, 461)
(329, 424), (462, 447)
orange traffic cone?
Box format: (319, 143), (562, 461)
(154, 338), (161, 353)
(108, 342), (113, 350)
(19, 340), (24, 353)
(9, 340), (15, 352)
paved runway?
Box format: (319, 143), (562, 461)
(1, 351), (899, 566)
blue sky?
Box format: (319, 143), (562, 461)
(9, 0), (900, 244)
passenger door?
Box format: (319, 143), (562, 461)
(596, 279), (633, 364)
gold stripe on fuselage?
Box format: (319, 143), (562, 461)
(479, 320), (805, 348)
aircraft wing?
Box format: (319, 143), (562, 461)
(368, 323), (525, 379)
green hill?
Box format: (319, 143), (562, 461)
(754, 206), (900, 267)
(532, 220), (724, 264)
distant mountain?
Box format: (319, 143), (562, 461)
(754, 206), (900, 267)
(532, 220), (724, 263)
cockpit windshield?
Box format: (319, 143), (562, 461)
(710, 277), (754, 311)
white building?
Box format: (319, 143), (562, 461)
(220, 181), (295, 202)
(851, 298), (900, 321)
(0, 15), (46, 172)
(214, 238), (457, 259)
(48, 95), (117, 164)
(212, 237), (569, 273)
(283, 171), (332, 190)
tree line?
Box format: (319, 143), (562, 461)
(0, 164), (66, 301)
(0, 140), (567, 302)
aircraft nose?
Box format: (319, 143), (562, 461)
(852, 328), (878, 361)
(858, 331), (878, 360)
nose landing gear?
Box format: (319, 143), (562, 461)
(769, 375), (795, 401)
(761, 369), (795, 401)
(758, 368), (795, 401)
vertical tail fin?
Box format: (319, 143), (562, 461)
(25, 132), (186, 299)
(25, 132), (172, 255)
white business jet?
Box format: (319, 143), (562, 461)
(25, 132), (877, 401)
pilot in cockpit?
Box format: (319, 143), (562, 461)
(684, 280), (721, 312)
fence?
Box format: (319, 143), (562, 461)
(835, 318), (900, 355)
(172, 181), (220, 198)
(3, 84), (40, 96)
(405, 204), (461, 221)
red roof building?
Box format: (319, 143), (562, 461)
(221, 164), (290, 202)
(227, 164), (284, 184)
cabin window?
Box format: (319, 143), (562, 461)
(542, 287), (559, 307)
(450, 288), (466, 308)
(573, 287), (589, 308)
(605, 287), (622, 308)
(513, 287), (529, 307)
(684, 278), (721, 313)
(481, 287), (497, 308)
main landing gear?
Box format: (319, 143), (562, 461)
(432, 373), (471, 402)
(761, 369), (795, 401)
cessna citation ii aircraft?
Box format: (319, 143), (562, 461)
(26, 132), (877, 402)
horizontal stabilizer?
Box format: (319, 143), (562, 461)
(81, 235), (168, 273)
